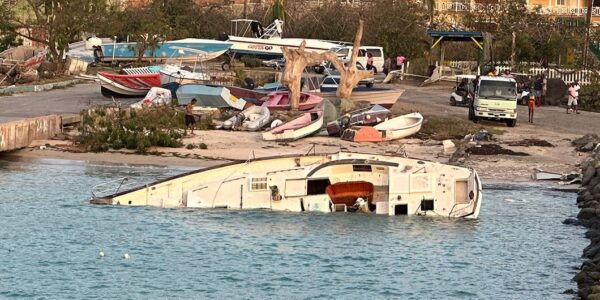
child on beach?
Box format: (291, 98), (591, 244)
(185, 99), (197, 135)
(527, 95), (536, 123)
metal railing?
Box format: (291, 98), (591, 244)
(91, 177), (141, 199)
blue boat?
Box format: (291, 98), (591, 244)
(96, 38), (232, 63)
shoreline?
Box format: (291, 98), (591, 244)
(2, 128), (591, 184)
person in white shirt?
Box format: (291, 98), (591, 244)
(567, 81), (580, 114)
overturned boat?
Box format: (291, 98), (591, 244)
(326, 104), (390, 136)
(89, 152), (482, 218)
(97, 72), (161, 97)
(260, 91), (322, 111)
(176, 84), (247, 109)
(262, 108), (324, 142)
(222, 105), (270, 131)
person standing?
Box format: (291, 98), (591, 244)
(396, 55), (405, 71)
(502, 70), (514, 78)
(383, 57), (391, 75)
(366, 53), (375, 73)
(185, 99), (197, 135)
(567, 82), (581, 114)
(533, 75), (543, 106)
(527, 95), (536, 123)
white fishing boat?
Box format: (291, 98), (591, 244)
(224, 19), (343, 59)
(89, 151), (482, 218)
(159, 64), (210, 85)
(262, 108), (324, 142)
(374, 112), (424, 140)
(222, 105), (271, 131)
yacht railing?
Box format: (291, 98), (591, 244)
(91, 177), (141, 199)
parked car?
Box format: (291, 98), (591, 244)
(319, 60), (374, 88)
(330, 46), (385, 74)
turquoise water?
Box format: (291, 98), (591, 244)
(0, 157), (586, 299)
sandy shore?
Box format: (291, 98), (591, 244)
(4, 122), (589, 182)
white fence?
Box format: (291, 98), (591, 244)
(447, 61), (595, 85)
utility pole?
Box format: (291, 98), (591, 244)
(583, 0), (593, 67)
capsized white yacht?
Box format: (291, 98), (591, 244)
(222, 19), (344, 59)
(90, 152), (482, 218)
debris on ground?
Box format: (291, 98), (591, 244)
(442, 139), (456, 154)
(466, 144), (529, 156)
(467, 129), (494, 142)
(572, 134), (600, 152)
(507, 139), (554, 147)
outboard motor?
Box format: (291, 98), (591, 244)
(251, 21), (264, 38)
(92, 45), (104, 63)
(244, 76), (255, 90)
(217, 32), (229, 41)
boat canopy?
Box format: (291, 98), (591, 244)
(230, 19), (283, 39)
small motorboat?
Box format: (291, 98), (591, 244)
(262, 108), (324, 141)
(176, 84), (247, 109)
(261, 91), (322, 111)
(97, 72), (161, 97)
(326, 104), (390, 136)
(222, 105), (271, 131)
(159, 64), (210, 85)
(374, 112), (424, 140)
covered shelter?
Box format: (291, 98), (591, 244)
(426, 30), (494, 77)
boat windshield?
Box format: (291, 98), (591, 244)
(478, 81), (517, 100)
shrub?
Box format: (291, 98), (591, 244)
(240, 56), (263, 68)
(76, 107), (185, 153)
(579, 82), (600, 112)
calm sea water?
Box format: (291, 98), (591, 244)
(0, 157), (587, 299)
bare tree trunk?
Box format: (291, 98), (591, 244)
(281, 19), (371, 109)
(328, 19), (373, 100)
(243, 0), (249, 19)
(282, 42), (332, 110)
(583, 0), (593, 66)
(511, 31), (516, 71)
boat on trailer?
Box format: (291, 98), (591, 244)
(225, 19), (343, 59)
(95, 39), (232, 63)
(89, 152), (482, 218)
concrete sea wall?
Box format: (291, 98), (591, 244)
(0, 115), (62, 152)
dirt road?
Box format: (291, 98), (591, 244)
(0, 83), (135, 123)
(391, 81), (600, 136)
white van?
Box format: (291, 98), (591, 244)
(330, 46), (385, 74)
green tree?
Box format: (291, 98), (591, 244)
(10, 0), (108, 68)
(0, 2), (20, 52)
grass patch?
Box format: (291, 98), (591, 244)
(418, 117), (505, 141)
